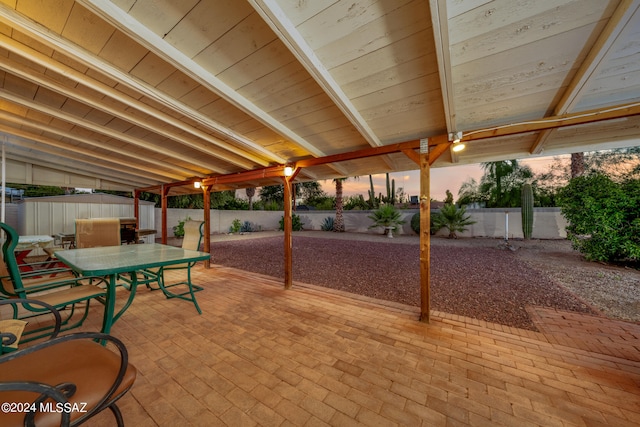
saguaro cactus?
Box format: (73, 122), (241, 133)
(368, 175), (377, 208)
(521, 183), (534, 239)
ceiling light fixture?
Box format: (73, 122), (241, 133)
(450, 131), (465, 152)
(193, 181), (202, 189)
(284, 164), (294, 177)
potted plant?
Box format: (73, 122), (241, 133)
(368, 204), (405, 238)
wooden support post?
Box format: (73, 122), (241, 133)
(133, 190), (140, 228)
(161, 185), (169, 245)
(282, 175), (293, 289)
(419, 139), (431, 323)
(202, 185), (211, 269)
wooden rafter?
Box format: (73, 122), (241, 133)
(531, 0), (640, 154)
(79, 0), (326, 159)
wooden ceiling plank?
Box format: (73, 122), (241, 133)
(0, 117), (190, 180)
(249, 0), (383, 149)
(0, 89), (234, 174)
(531, 0), (639, 154)
(6, 151), (154, 189)
(0, 4), (285, 167)
(79, 0), (325, 158)
(0, 52), (263, 170)
(1, 126), (176, 182)
(0, 33), (272, 169)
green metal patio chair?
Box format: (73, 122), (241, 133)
(130, 220), (205, 313)
(0, 223), (107, 341)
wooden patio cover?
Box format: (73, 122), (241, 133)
(1, 1), (639, 321)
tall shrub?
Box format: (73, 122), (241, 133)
(557, 173), (640, 263)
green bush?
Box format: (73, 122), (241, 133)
(173, 216), (191, 238)
(558, 173), (640, 263)
(410, 212), (443, 235)
(279, 214), (304, 231)
(229, 219), (242, 233)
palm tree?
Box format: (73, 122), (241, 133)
(432, 203), (476, 239)
(481, 160), (518, 207)
(333, 178), (346, 232)
(571, 153), (585, 178)
(245, 187), (256, 210)
(367, 204), (405, 237)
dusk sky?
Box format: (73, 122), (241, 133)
(318, 155), (567, 202)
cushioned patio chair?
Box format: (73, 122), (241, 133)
(133, 220), (205, 313)
(0, 298), (137, 427)
(0, 223), (107, 341)
(75, 218), (121, 248)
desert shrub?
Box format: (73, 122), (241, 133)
(240, 221), (256, 233)
(173, 216), (191, 238)
(229, 218), (242, 233)
(321, 216), (334, 231)
(279, 214), (303, 231)
(557, 173), (640, 263)
(410, 212), (442, 235)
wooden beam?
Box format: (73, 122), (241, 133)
(134, 190), (140, 230)
(402, 148), (421, 165)
(80, 0), (326, 158)
(530, 0), (640, 154)
(161, 185), (169, 245)
(296, 140), (423, 169)
(429, 0), (457, 133)
(0, 50), (265, 169)
(0, 89), (232, 175)
(0, 120), (187, 182)
(202, 185), (212, 269)
(282, 175), (293, 289)
(249, 0), (383, 148)
(463, 102), (640, 142)
(419, 139), (431, 323)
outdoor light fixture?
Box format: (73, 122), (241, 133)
(450, 131), (465, 152)
(193, 181), (202, 189)
(284, 165), (294, 177)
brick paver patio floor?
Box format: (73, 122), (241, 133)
(76, 264), (640, 426)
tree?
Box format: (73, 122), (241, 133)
(480, 160), (534, 207)
(570, 152), (585, 178)
(432, 202), (476, 239)
(367, 204), (405, 237)
(245, 187), (256, 210)
(557, 173), (640, 263)
(457, 178), (483, 206)
(259, 185), (285, 208)
(333, 178), (346, 232)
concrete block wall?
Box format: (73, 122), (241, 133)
(157, 207), (568, 240)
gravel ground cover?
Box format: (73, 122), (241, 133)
(207, 232), (633, 331)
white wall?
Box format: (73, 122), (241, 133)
(17, 196), (156, 243)
(157, 207), (569, 239)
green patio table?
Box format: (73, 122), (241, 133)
(54, 244), (210, 335)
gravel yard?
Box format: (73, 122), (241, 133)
(209, 231), (640, 331)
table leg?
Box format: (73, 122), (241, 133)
(101, 274), (117, 335)
(113, 272), (138, 324)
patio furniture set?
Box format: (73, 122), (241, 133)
(0, 218), (210, 426)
